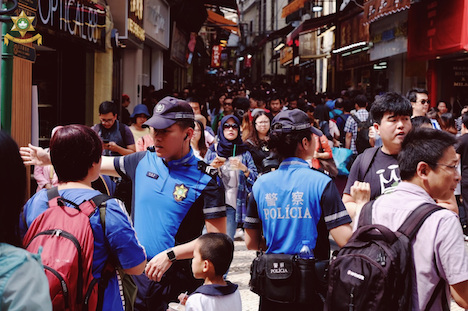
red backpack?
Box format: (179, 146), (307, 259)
(23, 187), (111, 311)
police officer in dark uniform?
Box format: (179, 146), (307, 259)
(244, 109), (353, 310)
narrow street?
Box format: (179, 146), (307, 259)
(229, 241), (466, 311)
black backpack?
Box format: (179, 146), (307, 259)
(325, 201), (449, 311)
(351, 114), (372, 154)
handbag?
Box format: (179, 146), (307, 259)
(250, 252), (329, 304)
(331, 147), (353, 176)
(318, 139), (338, 177)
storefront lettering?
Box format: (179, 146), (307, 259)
(38, 0), (100, 43)
(128, 18), (145, 41)
(130, 0), (143, 20)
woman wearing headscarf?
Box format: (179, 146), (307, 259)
(205, 115), (258, 240)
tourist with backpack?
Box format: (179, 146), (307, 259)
(326, 127), (468, 310)
(0, 131), (52, 310)
(244, 109), (353, 310)
(342, 93), (413, 220)
(20, 125), (147, 311)
(344, 94), (371, 155)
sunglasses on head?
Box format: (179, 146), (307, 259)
(223, 123), (239, 129)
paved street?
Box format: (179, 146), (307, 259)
(228, 240), (466, 311)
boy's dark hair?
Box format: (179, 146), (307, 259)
(343, 99), (353, 112)
(269, 129), (312, 159)
(269, 93), (282, 103)
(198, 233), (234, 276)
(370, 92), (412, 124)
(411, 116), (432, 128)
(353, 94), (368, 108)
(99, 101), (118, 115)
(50, 125), (102, 182)
(398, 127), (457, 181)
(406, 88), (428, 103)
(186, 97), (200, 105)
(0, 131), (26, 247)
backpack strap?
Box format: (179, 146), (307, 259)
(350, 113), (361, 126)
(358, 147), (379, 180)
(357, 200), (375, 228)
(46, 186), (60, 201)
(397, 203), (443, 240)
(397, 203), (448, 311)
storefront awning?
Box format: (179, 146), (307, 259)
(286, 13), (336, 45)
(204, 0), (238, 10)
(257, 24), (295, 48)
(364, 0), (411, 24)
(407, 0), (468, 60)
(282, 0), (309, 18)
(205, 10), (239, 35)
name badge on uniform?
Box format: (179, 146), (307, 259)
(146, 172), (159, 180)
(173, 184), (189, 202)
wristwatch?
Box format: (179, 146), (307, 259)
(166, 249), (176, 262)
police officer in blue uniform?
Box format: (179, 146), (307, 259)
(244, 109), (353, 310)
(100, 97), (227, 311)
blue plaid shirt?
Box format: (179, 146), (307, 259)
(344, 108), (369, 154)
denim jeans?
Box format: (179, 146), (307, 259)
(226, 205), (237, 240)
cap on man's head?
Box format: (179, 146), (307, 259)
(144, 96), (194, 129)
(271, 109), (322, 136)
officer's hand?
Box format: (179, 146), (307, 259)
(350, 181), (371, 206)
(145, 252), (173, 282)
(20, 144), (51, 166)
(210, 156), (226, 168)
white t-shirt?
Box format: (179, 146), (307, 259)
(186, 290), (241, 311)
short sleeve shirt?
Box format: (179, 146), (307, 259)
(370, 182), (468, 310)
(457, 133), (468, 186)
(344, 147), (400, 200)
(244, 158), (351, 256)
(21, 188), (146, 311)
(114, 150), (226, 258)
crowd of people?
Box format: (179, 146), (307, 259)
(1, 79), (468, 311)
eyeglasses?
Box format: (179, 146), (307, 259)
(436, 163), (459, 171)
(100, 118), (114, 124)
(223, 123), (239, 130)
(419, 99), (430, 105)
(224, 101), (233, 106)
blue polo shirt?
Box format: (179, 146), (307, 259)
(244, 157), (351, 257)
(21, 188), (146, 311)
(114, 149), (226, 259)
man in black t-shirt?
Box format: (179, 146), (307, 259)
(456, 113), (468, 235)
(342, 92), (412, 221)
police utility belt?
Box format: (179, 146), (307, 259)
(249, 252), (329, 304)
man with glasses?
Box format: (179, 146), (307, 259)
(92, 101), (136, 156)
(362, 127), (468, 310)
(407, 88), (441, 129)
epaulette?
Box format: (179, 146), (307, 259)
(197, 161), (218, 178)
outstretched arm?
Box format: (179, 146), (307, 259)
(20, 144), (51, 166)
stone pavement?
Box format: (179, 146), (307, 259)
(227, 240), (466, 311)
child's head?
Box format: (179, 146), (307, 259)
(192, 233), (234, 278)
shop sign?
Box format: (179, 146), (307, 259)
(128, 0), (145, 41)
(13, 42), (36, 62)
(211, 45), (222, 67)
(340, 51), (370, 70)
(170, 23), (187, 67)
(340, 12), (369, 48)
(364, 0), (411, 24)
(280, 47), (293, 66)
(453, 66), (468, 87)
(37, 0), (105, 45)
(299, 31), (317, 58)
(144, 0), (169, 48)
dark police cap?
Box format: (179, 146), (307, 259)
(144, 96), (194, 129)
(271, 109), (322, 136)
